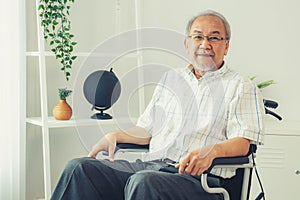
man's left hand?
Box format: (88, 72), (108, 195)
(175, 145), (216, 176)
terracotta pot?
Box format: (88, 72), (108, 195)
(53, 99), (72, 120)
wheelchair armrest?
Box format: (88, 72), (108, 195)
(201, 146), (256, 200)
(101, 143), (149, 156)
(204, 156), (250, 174)
(204, 144), (255, 173)
(116, 143), (149, 150)
(200, 156), (252, 200)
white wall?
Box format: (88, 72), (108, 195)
(25, 0), (300, 198)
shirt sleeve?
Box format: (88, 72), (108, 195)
(136, 72), (168, 134)
(226, 78), (265, 145)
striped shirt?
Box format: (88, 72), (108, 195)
(136, 65), (265, 178)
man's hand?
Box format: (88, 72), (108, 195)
(175, 145), (216, 176)
(88, 132), (117, 161)
(87, 126), (152, 161)
(175, 137), (250, 176)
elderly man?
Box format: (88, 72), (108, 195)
(51, 10), (264, 200)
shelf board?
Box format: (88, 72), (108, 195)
(26, 51), (138, 57)
(26, 116), (117, 128)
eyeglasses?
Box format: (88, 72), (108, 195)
(188, 34), (227, 43)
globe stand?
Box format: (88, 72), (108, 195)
(83, 69), (121, 121)
(91, 109), (112, 120)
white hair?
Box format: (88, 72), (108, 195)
(185, 10), (231, 40)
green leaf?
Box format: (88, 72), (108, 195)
(58, 87), (72, 99)
(38, 4), (45, 10)
(57, 13), (62, 18)
(250, 76), (256, 81)
(57, 32), (63, 37)
(257, 80), (274, 89)
(71, 41), (77, 46)
(64, 27), (70, 31)
(71, 56), (77, 60)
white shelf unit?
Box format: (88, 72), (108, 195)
(26, 0), (143, 199)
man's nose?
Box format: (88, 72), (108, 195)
(199, 38), (212, 49)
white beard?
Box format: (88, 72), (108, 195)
(193, 55), (217, 72)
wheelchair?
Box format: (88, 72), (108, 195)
(104, 99), (281, 200)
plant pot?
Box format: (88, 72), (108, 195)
(53, 99), (72, 120)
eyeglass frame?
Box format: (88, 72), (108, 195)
(187, 34), (229, 43)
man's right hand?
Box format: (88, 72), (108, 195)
(87, 126), (151, 161)
(88, 132), (117, 161)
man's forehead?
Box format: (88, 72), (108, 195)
(191, 30), (222, 35)
(190, 15), (225, 34)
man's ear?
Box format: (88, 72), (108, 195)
(224, 40), (230, 56)
(184, 38), (189, 52)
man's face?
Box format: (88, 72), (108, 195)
(184, 15), (230, 72)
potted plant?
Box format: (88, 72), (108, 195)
(38, 0), (77, 120)
(38, 0), (77, 81)
(53, 88), (72, 120)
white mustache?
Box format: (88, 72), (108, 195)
(195, 51), (214, 56)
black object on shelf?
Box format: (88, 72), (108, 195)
(83, 68), (121, 120)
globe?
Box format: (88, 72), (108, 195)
(83, 68), (121, 119)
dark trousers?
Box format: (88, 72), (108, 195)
(51, 157), (223, 200)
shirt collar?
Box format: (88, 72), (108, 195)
(184, 63), (229, 80)
(202, 64), (229, 79)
